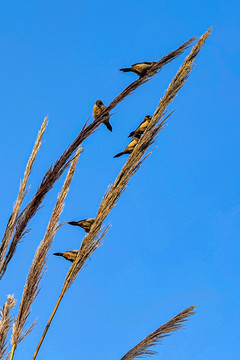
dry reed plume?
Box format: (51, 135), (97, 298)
(32, 28), (211, 359)
(121, 305), (196, 360)
(0, 295), (16, 360)
(69, 27), (212, 285)
(9, 147), (82, 360)
(0, 37), (196, 280)
(0, 117), (48, 271)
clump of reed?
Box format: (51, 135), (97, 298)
(0, 28), (211, 360)
(32, 28), (211, 359)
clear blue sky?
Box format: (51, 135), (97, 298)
(1, 1), (239, 359)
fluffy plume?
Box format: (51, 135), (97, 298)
(120, 306), (196, 360)
(0, 117), (47, 272)
(0, 37), (195, 279)
(69, 27), (212, 284)
(0, 295), (16, 360)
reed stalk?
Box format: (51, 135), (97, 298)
(120, 305), (196, 360)
(0, 295), (16, 360)
(0, 117), (47, 269)
(32, 28), (211, 359)
(9, 147), (81, 360)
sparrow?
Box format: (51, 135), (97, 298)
(93, 100), (112, 131)
(114, 134), (141, 158)
(128, 115), (152, 137)
(68, 218), (95, 233)
(53, 250), (78, 263)
(120, 62), (156, 77)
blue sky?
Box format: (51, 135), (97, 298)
(0, 0), (240, 359)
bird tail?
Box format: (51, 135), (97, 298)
(120, 67), (132, 73)
(68, 221), (79, 226)
(53, 252), (63, 257)
(104, 119), (112, 132)
(114, 151), (126, 158)
(128, 131), (135, 137)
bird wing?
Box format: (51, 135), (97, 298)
(131, 61), (153, 66)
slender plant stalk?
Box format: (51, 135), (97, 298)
(0, 37), (196, 279)
(9, 147), (82, 360)
(120, 305), (196, 360)
(0, 117), (47, 267)
(32, 225), (109, 360)
(0, 295), (16, 360)
(32, 258), (82, 360)
(32, 28), (211, 359)
(9, 344), (15, 360)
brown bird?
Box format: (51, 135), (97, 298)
(53, 250), (78, 263)
(129, 115), (152, 137)
(93, 100), (112, 131)
(68, 218), (95, 233)
(120, 62), (156, 77)
(114, 134), (141, 158)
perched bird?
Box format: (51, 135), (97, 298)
(129, 115), (152, 137)
(114, 134), (141, 158)
(120, 62), (156, 77)
(93, 100), (112, 131)
(68, 218), (95, 233)
(53, 250), (78, 263)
